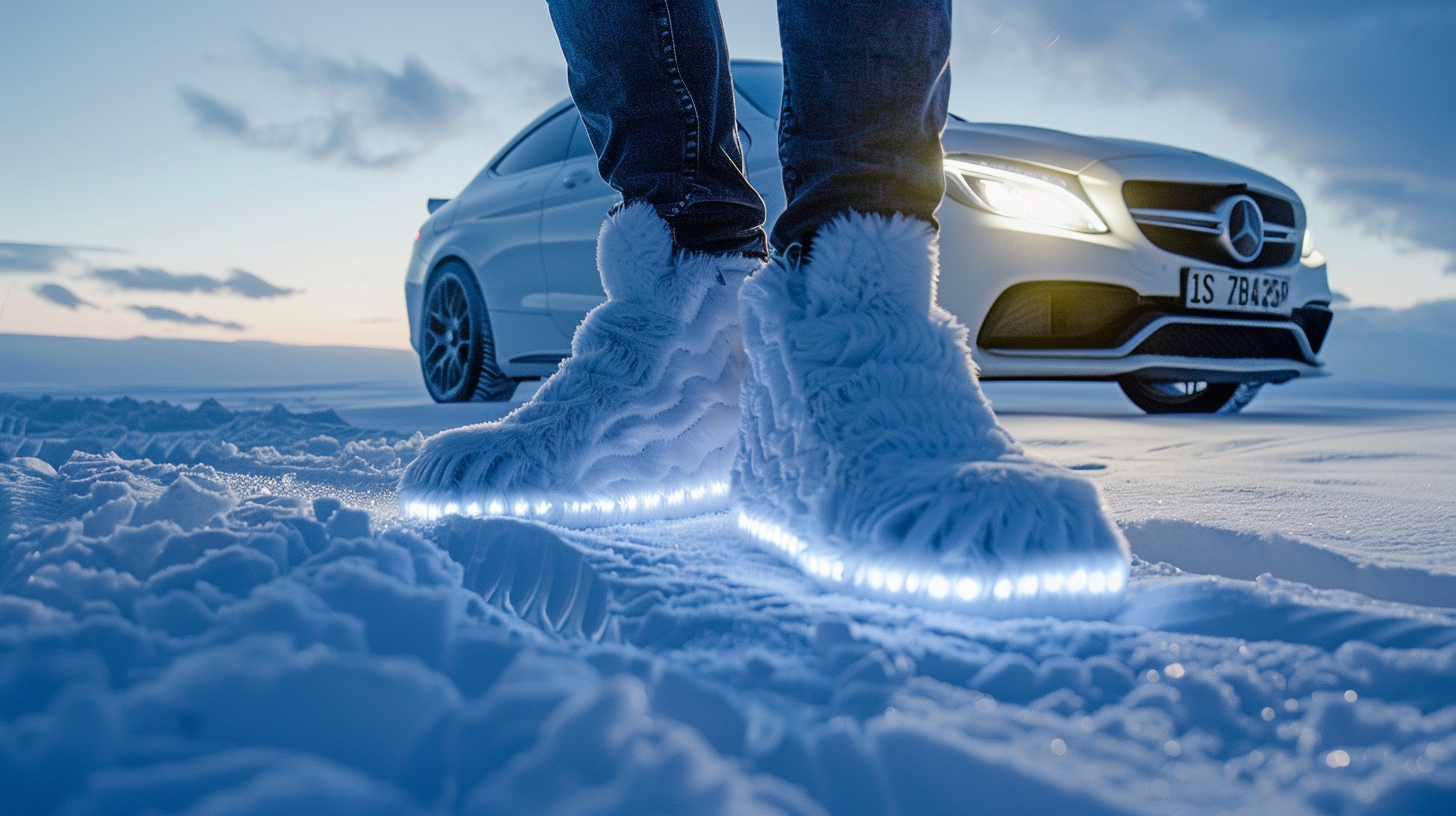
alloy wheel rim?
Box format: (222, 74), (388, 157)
(1143, 380), (1209, 402)
(422, 277), (473, 396)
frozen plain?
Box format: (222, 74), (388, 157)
(0, 301), (1454, 815)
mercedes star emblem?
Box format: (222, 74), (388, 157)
(1217, 194), (1265, 263)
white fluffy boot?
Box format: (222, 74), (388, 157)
(734, 213), (1130, 617)
(400, 203), (764, 526)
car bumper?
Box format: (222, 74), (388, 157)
(934, 196), (1332, 384)
(977, 354), (1325, 384)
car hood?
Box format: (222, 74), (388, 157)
(943, 121), (1204, 174)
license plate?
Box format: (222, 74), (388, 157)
(1185, 269), (1292, 315)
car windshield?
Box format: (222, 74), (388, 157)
(733, 61), (783, 119)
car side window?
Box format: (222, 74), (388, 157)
(733, 62), (784, 120)
(493, 109), (577, 175)
(567, 115), (596, 160)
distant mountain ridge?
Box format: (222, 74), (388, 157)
(1315, 299), (1456, 394)
(0, 334), (426, 408)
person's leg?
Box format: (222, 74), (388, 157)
(734, 0), (1130, 617)
(771, 0), (951, 254)
(399, 0), (765, 525)
(551, 0), (766, 256)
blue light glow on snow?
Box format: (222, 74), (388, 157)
(737, 512), (1127, 612)
(403, 479), (732, 526)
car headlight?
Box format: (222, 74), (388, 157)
(944, 157), (1109, 234)
(1300, 227), (1326, 267)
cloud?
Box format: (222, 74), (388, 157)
(0, 242), (106, 274)
(128, 305), (245, 331)
(471, 55), (568, 108)
(95, 266), (224, 294)
(32, 283), (94, 310)
(92, 267), (295, 299)
(178, 88), (250, 138)
(963, 1), (1456, 270)
(180, 38), (475, 169)
(222, 269), (295, 299)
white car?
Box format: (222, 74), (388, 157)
(406, 60), (1332, 414)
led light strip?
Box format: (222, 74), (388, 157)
(401, 480), (731, 526)
(737, 512), (1127, 610)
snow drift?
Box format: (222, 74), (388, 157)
(1, 362), (1455, 813)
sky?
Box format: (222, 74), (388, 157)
(1, 1), (1453, 350)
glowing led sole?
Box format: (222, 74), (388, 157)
(401, 480), (731, 528)
(737, 511), (1128, 617)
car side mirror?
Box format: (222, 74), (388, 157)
(427, 198), (451, 214)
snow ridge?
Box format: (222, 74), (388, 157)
(0, 454), (825, 816)
(0, 394), (422, 492)
(400, 204), (763, 526)
(734, 213), (1129, 616)
(2, 413), (1456, 813)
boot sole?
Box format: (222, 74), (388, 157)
(736, 506), (1129, 619)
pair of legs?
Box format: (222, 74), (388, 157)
(548, 0), (952, 258)
(400, 0), (1129, 614)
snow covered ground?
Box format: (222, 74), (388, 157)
(1, 302), (1454, 814)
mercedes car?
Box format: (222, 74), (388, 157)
(405, 60), (1333, 414)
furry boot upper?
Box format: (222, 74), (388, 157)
(400, 203), (764, 526)
(734, 212), (1130, 617)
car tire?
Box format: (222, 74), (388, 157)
(1219, 383), (1264, 414)
(419, 260), (517, 403)
(1117, 376), (1242, 414)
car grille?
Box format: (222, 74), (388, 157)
(1123, 181), (1299, 269)
(976, 282), (1147, 350)
(1130, 323), (1311, 363)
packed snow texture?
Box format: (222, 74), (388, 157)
(401, 204), (762, 525)
(1, 393), (1453, 815)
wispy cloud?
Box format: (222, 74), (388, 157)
(178, 89), (250, 138)
(92, 266), (296, 299)
(223, 269), (295, 299)
(94, 266), (222, 294)
(179, 38), (475, 169)
(32, 283), (93, 310)
(966, 0), (1456, 270)
(471, 55), (567, 109)
(0, 242), (112, 274)
(128, 305), (245, 331)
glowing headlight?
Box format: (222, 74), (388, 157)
(1299, 227), (1327, 267)
(944, 158), (1108, 234)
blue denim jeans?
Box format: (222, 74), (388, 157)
(545, 0), (952, 258)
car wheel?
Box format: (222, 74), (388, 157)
(420, 261), (516, 403)
(1117, 376), (1241, 414)
(1220, 383), (1264, 414)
